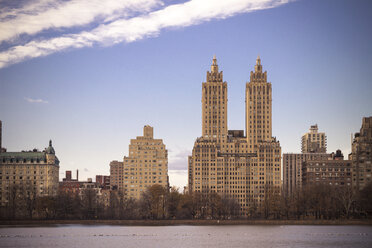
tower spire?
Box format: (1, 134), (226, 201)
(211, 55), (218, 73)
(254, 54), (262, 72)
(256, 55), (261, 65)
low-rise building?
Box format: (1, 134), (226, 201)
(59, 170), (80, 195)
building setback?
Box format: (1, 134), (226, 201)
(0, 140), (60, 206)
(351, 116), (372, 191)
(110, 125), (169, 199)
(188, 56), (281, 216)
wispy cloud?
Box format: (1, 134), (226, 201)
(25, 97), (48, 103)
(0, 0), (161, 43)
(0, 0), (291, 68)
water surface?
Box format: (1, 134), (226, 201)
(0, 225), (371, 248)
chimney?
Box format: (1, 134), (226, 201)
(76, 169), (79, 181)
(66, 170), (72, 181)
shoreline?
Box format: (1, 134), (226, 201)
(1, 219), (372, 227)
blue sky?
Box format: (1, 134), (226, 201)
(0, 0), (371, 189)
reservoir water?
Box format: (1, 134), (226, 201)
(0, 225), (371, 248)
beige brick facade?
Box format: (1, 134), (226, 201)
(246, 56), (272, 146)
(110, 125), (169, 199)
(301, 124), (327, 153)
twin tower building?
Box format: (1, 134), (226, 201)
(110, 55), (281, 216)
(188, 56), (281, 215)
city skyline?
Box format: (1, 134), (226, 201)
(1, 0), (372, 189)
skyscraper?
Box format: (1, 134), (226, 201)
(301, 124), (327, 153)
(246, 56), (272, 147)
(188, 56), (281, 216)
(202, 55), (228, 143)
(245, 56), (281, 203)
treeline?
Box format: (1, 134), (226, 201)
(0, 183), (371, 220)
(0, 185), (240, 220)
(262, 183), (372, 220)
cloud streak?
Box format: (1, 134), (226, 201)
(0, 0), (161, 43)
(25, 97), (48, 103)
(0, 0), (291, 68)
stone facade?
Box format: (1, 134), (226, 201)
(188, 56), (282, 216)
(351, 116), (372, 191)
(0, 140), (60, 206)
(302, 151), (352, 187)
(245, 56), (272, 146)
(110, 125), (169, 199)
(245, 56), (282, 202)
(202, 55), (228, 143)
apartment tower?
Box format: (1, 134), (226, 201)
(110, 125), (169, 199)
(188, 56), (281, 216)
(246, 56), (272, 148)
(202, 55), (228, 142)
(283, 124), (328, 196)
(245, 56), (281, 202)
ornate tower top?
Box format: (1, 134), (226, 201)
(254, 54), (262, 73)
(46, 140), (55, 154)
(202, 55), (227, 141)
(211, 55), (218, 73)
(207, 55), (223, 82)
(250, 55), (266, 82)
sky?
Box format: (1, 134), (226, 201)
(0, 0), (371, 189)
